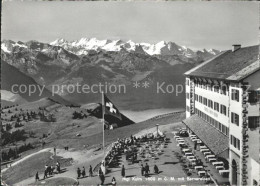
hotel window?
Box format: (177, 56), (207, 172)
(199, 96), (202, 103)
(213, 86), (219, 93)
(226, 128), (229, 136)
(218, 122), (222, 131)
(232, 136), (237, 148)
(237, 139), (240, 150)
(231, 89), (239, 102)
(221, 85), (227, 95)
(222, 125), (226, 135)
(231, 112), (239, 126)
(208, 100), (213, 109)
(203, 98), (208, 106)
(214, 102), (219, 111)
(207, 84), (212, 91)
(214, 120), (218, 128)
(186, 93), (190, 99)
(220, 105), (227, 115)
(248, 117), (260, 129)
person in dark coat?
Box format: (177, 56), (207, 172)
(154, 164), (159, 174)
(82, 166), (86, 177)
(99, 167), (105, 185)
(145, 163), (150, 177)
(77, 167), (81, 179)
(141, 164), (145, 176)
(35, 171), (39, 182)
(121, 165), (125, 177)
(89, 165), (93, 177)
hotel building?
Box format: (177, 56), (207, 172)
(183, 45), (259, 185)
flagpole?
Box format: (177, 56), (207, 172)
(102, 91), (105, 156)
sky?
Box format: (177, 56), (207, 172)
(1, 1), (259, 50)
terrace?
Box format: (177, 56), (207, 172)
(172, 126), (230, 185)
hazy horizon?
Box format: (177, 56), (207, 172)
(2, 1), (259, 50)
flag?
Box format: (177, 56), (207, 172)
(103, 94), (122, 120)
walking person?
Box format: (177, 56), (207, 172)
(89, 165), (93, 177)
(121, 165), (125, 177)
(43, 165), (48, 179)
(82, 166), (86, 178)
(77, 167), (81, 179)
(145, 163), (150, 177)
(35, 171), (39, 182)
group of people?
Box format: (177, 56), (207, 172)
(141, 163), (159, 177)
(76, 165), (93, 179)
(35, 161), (61, 182)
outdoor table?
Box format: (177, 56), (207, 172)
(188, 158), (197, 162)
(186, 155), (195, 160)
(191, 138), (199, 142)
(178, 142), (185, 146)
(182, 148), (191, 152)
(200, 148), (210, 153)
(200, 146), (207, 149)
(174, 136), (180, 139)
(176, 138), (184, 141)
(177, 140), (185, 143)
(212, 161), (224, 166)
(185, 152), (193, 156)
(203, 151), (211, 156)
(190, 135), (196, 138)
(208, 158), (217, 163)
(219, 170), (229, 176)
(197, 140), (202, 144)
(205, 155), (215, 160)
(198, 171), (206, 176)
(194, 166), (203, 170)
(216, 166), (224, 170)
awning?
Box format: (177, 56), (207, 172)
(182, 115), (229, 155)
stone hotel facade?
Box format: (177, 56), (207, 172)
(183, 45), (260, 185)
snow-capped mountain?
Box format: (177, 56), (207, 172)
(48, 38), (221, 58)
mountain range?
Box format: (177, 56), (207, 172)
(1, 38), (221, 110)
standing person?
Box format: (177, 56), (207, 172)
(121, 165), (125, 177)
(141, 164), (145, 176)
(111, 177), (116, 186)
(35, 171), (39, 182)
(77, 167), (81, 179)
(54, 147), (56, 156)
(154, 164), (159, 174)
(145, 163), (150, 177)
(82, 166), (86, 178)
(89, 165), (93, 177)
(56, 161), (61, 173)
(99, 167), (105, 185)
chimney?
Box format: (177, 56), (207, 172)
(232, 44), (241, 52)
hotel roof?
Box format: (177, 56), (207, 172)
(185, 45), (260, 81)
(182, 115), (229, 155)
